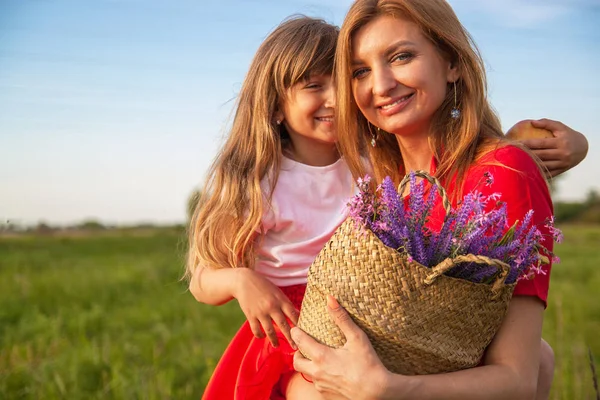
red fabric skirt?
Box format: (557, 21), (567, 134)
(201, 284), (306, 400)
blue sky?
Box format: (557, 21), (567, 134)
(1, 0), (599, 226)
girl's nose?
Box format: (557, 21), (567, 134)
(324, 84), (336, 108)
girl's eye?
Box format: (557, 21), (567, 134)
(305, 82), (321, 90)
(392, 52), (413, 62)
(352, 68), (369, 79)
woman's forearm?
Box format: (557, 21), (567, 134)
(188, 265), (248, 306)
(381, 364), (535, 400)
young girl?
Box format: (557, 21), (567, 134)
(188, 13), (588, 400)
(186, 16), (349, 399)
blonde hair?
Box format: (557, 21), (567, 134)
(185, 16), (338, 279)
(335, 0), (511, 195)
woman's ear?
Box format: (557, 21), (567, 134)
(447, 61), (460, 84)
(274, 110), (284, 125)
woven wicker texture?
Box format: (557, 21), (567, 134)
(297, 218), (516, 375)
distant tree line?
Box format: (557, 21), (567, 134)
(2, 186), (597, 237)
(554, 189), (600, 224)
(0, 219), (185, 235)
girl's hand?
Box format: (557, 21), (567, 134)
(234, 268), (299, 348)
(519, 118), (588, 178)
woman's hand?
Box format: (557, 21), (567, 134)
(519, 118), (588, 178)
(293, 296), (544, 400)
(291, 296), (392, 400)
(234, 268), (299, 348)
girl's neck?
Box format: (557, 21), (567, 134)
(395, 133), (433, 173)
(284, 139), (339, 167)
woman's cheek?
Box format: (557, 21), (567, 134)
(354, 86), (371, 116)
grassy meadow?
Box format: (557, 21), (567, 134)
(1, 225), (599, 399)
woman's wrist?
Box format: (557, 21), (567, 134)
(377, 371), (421, 400)
(372, 368), (395, 400)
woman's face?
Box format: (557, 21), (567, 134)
(350, 15), (458, 138)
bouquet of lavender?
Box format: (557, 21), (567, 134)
(347, 171), (561, 286)
(297, 170), (561, 375)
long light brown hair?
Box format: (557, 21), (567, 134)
(335, 0), (510, 194)
(185, 16), (338, 279)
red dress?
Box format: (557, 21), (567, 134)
(202, 284), (306, 400)
(202, 146), (553, 399)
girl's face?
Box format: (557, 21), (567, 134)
(350, 15), (458, 138)
(278, 74), (336, 147)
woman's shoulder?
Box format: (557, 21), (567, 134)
(461, 143), (548, 196)
(477, 143), (540, 174)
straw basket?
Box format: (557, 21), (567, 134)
(297, 171), (517, 375)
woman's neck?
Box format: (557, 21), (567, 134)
(395, 134), (433, 173)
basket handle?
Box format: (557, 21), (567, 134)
(424, 254), (510, 297)
(397, 170), (452, 216)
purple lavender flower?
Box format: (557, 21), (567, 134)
(345, 172), (561, 285)
(545, 216), (564, 243)
(379, 176), (406, 243)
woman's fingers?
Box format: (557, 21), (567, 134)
(326, 296), (368, 345)
(291, 327), (327, 369)
(292, 347), (314, 374)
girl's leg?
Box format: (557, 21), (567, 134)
(536, 338), (555, 400)
(283, 371), (326, 400)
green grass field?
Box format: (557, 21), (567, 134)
(1, 226), (599, 399)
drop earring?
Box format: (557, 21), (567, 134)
(450, 81), (460, 120)
(369, 125), (379, 147)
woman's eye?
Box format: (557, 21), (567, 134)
(392, 52), (412, 62)
(352, 68), (369, 79)
(305, 83), (321, 89)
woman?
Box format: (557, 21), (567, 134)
(290, 0), (584, 398)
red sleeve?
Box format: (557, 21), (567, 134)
(463, 145), (554, 308)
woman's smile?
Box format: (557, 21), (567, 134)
(376, 93), (415, 116)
